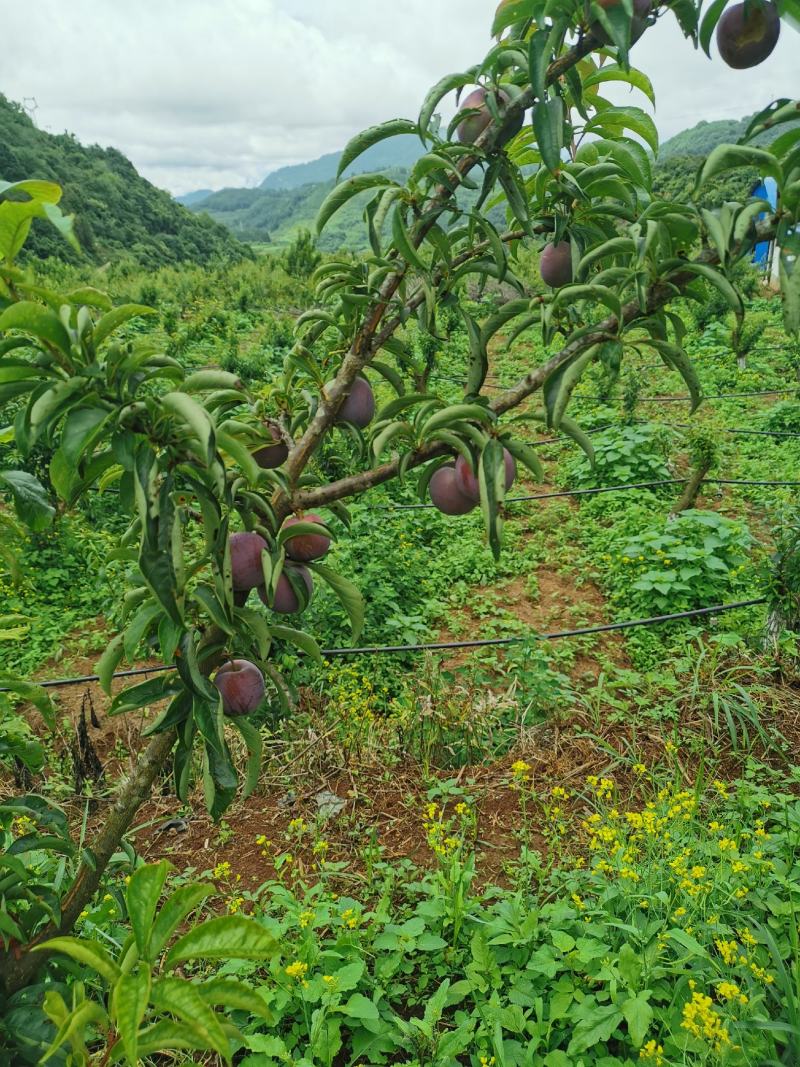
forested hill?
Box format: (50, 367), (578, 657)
(0, 95), (247, 267)
(186, 112), (776, 250)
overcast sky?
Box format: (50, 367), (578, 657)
(2, 1), (796, 195)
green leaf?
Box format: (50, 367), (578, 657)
(699, 0), (729, 55)
(197, 977), (268, 1016)
(269, 624), (322, 664)
(532, 96), (564, 173)
(641, 338), (702, 412)
(696, 143), (783, 191)
(543, 346), (598, 429)
(0, 470), (54, 531)
(229, 716), (263, 800)
(418, 71), (476, 135)
(502, 437), (544, 483)
(161, 392), (216, 466)
(583, 64), (655, 106)
(111, 969), (152, 1067)
(149, 883), (216, 959)
(391, 203), (428, 273)
(338, 119), (420, 179)
(622, 993), (653, 1048)
(181, 369), (242, 392)
(108, 674), (184, 717)
(93, 304), (157, 347)
(316, 174), (396, 235)
(338, 993), (380, 1023)
(478, 438), (506, 560)
(0, 179), (62, 203)
(127, 861), (170, 959)
(150, 977), (231, 1063)
(164, 915), (278, 968)
(0, 301), (72, 356)
(35, 937), (121, 983)
(0, 675), (56, 729)
(306, 562), (365, 641)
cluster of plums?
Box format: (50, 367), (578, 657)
(214, 517), (331, 715)
(429, 449), (517, 515)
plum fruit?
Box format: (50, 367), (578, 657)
(259, 565), (314, 614)
(429, 465), (477, 515)
(229, 531), (268, 592)
(253, 421), (289, 469)
(214, 659), (266, 716)
(282, 514), (331, 562)
(539, 241), (573, 288)
(716, 1), (780, 68)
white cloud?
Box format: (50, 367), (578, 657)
(2, 0), (797, 194)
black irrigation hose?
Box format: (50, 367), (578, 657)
(580, 388), (796, 403)
(0, 598), (767, 691)
(673, 424), (800, 439)
(367, 475), (800, 512)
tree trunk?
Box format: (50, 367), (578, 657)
(670, 460), (712, 518)
(1, 726), (177, 996)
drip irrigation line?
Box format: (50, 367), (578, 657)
(579, 388), (796, 403)
(366, 475), (800, 512)
(2, 599), (767, 692)
(672, 424), (800, 439)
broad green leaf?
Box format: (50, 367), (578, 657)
(418, 71), (476, 135)
(197, 977), (268, 1016)
(229, 716), (263, 800)
(127, 860), (170, 958)
(622, 993), (653, 1048)
(699, 0), (729, 55)
(150, 977), (230, 1062)
(108, 674), (184, 717)
(338, 119), (419, 179)
(149, 882), (216, 958)
(478, 438), (506, 560)
(583, 64), (655, 106)
(161, 392), (216, 466)
(0, 179), (62, 203)
(93, 304), (157, 347)
(306, 562), (365, 641)
(270, 624), (322, 664)
(532, 96), (564, 173)
(97, 635), (125, 696)
(35, 937), (121, 983)
(165, 915), (278, 968)
(181, 369), (242, 392)
(0, 674), (56, 728)
(696, 143), (783, 191)
(0, 301), (72, 356)
(111, 968), (152, 1066)
(0, 470), (54, 531)
(316, 174), (396, 235)
(391, 203), (428, 273)
(338, 993), (380, 1023)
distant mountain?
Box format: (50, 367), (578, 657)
(658, 118), (748, 160)
(176, 188), (214, 206)
(0, 95), (246, 267)
(260, 135), (422, 190)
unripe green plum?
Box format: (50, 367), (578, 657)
(429, 465), (477, 515)
(229, 531), (268, 591)
(214, 659), (265, 716)
(259, 565), (313, 614)
(334, 376), (375, 429)
(457, 88), (524, 147)
(282, 514), (331, 562)
(253, 421), (288, 469)
(716, 0), (780, 68)
(454, 449), (516, 503)
(540, 241), (573, 288)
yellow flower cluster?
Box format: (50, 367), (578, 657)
(423, 802), (463, 859)
(717, 980), (748, 1006)
(586, 775), (614, 800)
(639, 1040), (664, 1065)
(341, 907), (360, 930)
(298, 910), (315, 928)
(681, 990), (732, 1053)
(11, 814), (35, 837)
(212, 860), (233, 880)
(510, 759), (531, 786)
(285, 961), (308, 982)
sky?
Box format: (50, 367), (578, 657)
(2, 0), (797, 196)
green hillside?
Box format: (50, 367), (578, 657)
(189, 112), (776, 251)
(0, 95), (247, 267)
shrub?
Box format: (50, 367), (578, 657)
(566, 424), (672, 488)
(604, 510), (752, 615)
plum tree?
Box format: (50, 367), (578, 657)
(335, 375), (375, 428)
(282, 514), (331, 561)
(2, 0), (797, 1001)
(454, 450), (517, 504)
(229, 531), (268, 591)
(214, 659), (266, 716)
(260, 565), (314, 614)
(253, 421), (289, 469)
(539, 241), (574, 288)
(429, 464), (478, 515)
(716, 0), (781, 68)
(457, 87), (524, 146)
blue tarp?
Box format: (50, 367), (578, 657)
(752, 176), (778, 267)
